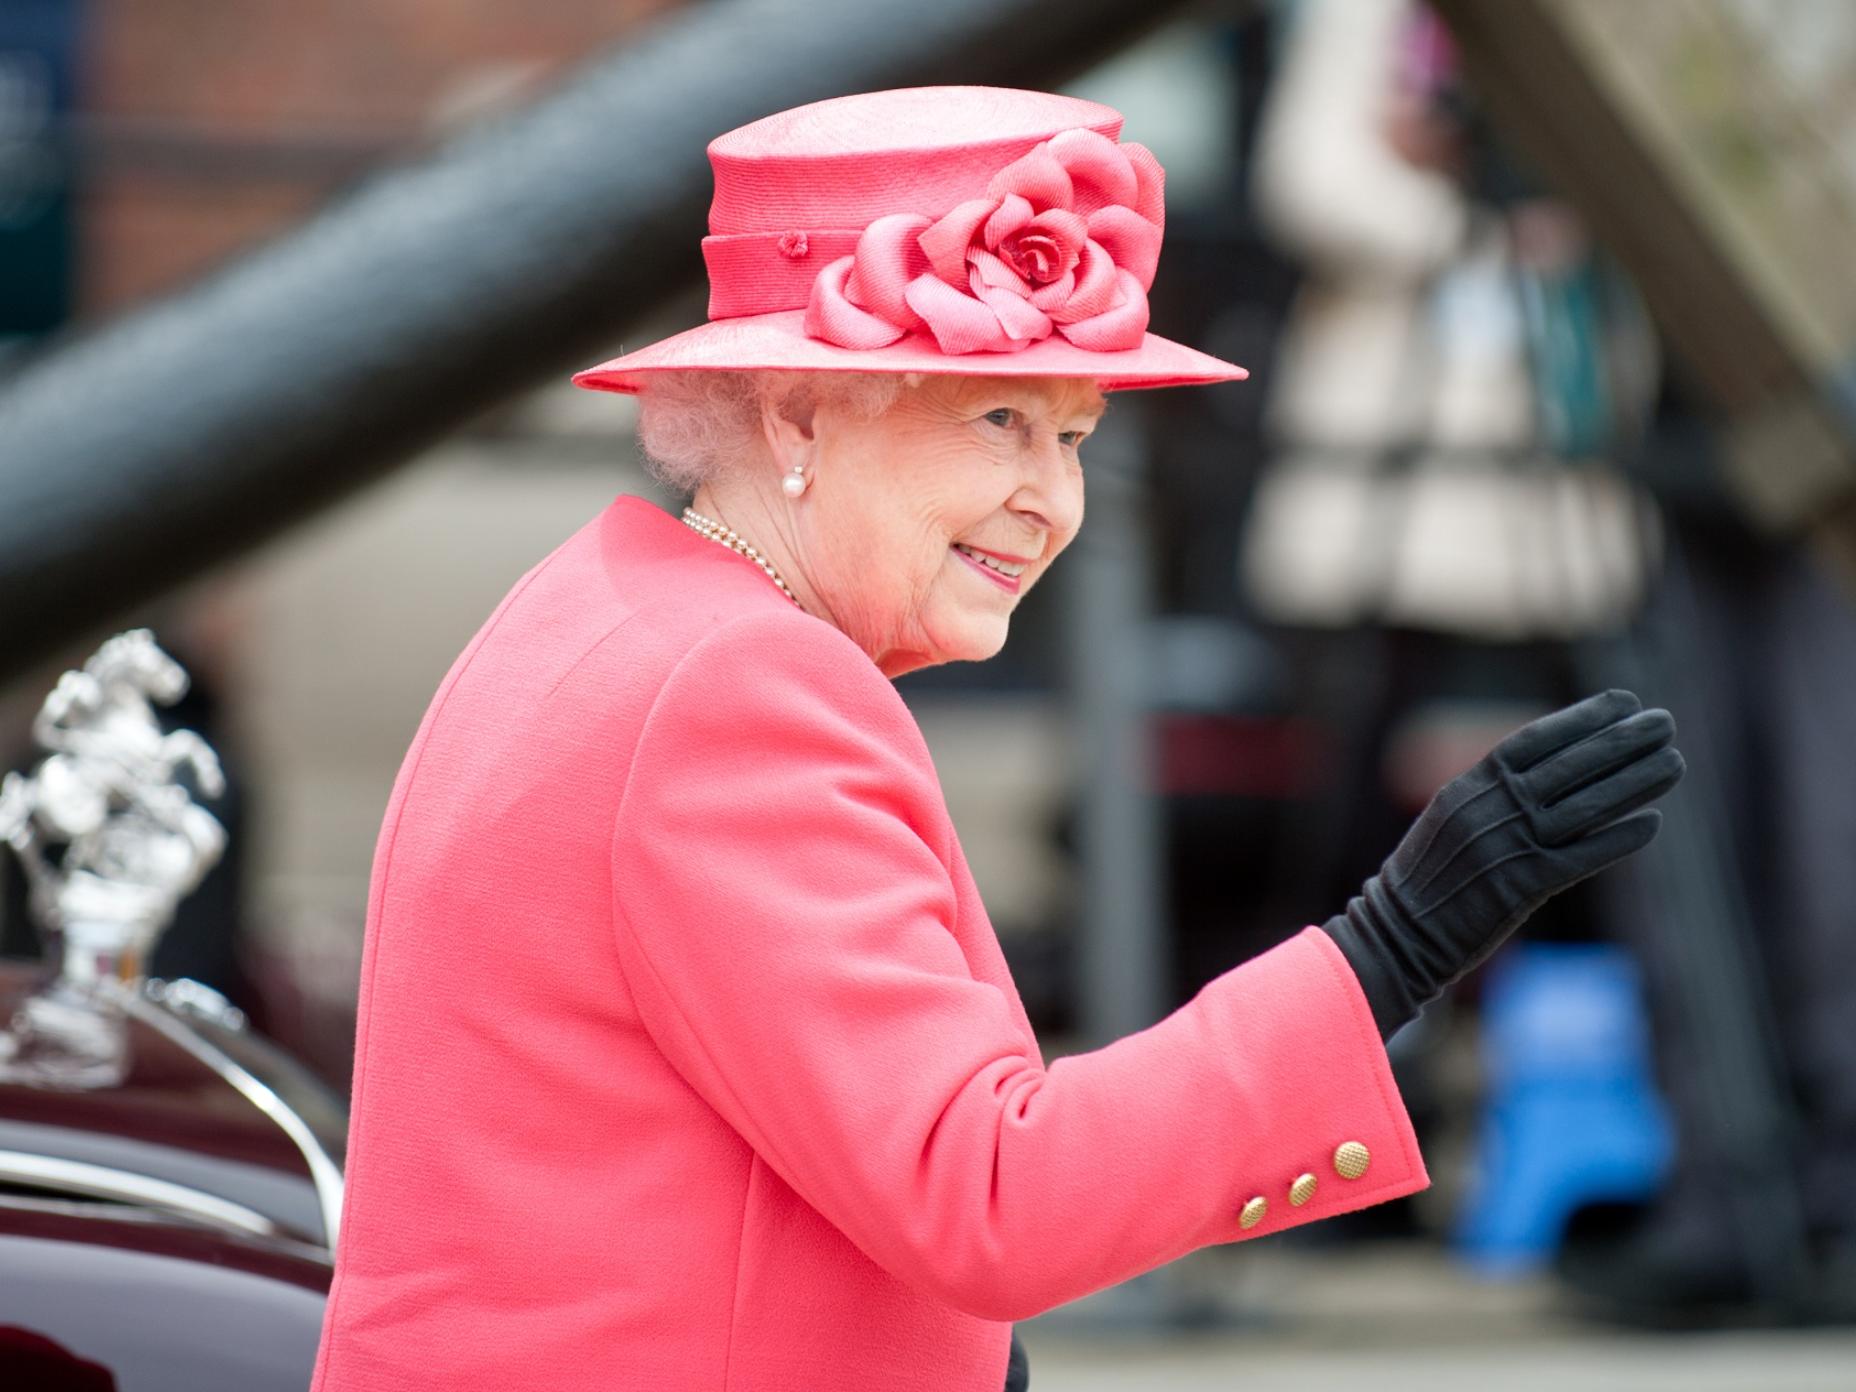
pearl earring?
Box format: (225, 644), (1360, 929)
(782, 463), (809, 498)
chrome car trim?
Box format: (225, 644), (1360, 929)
(0, 1114), (327, 1238)
(122, 986), (346, 1248)
(145, 976), (248, 1032)
(0, 1190), (337, 1266)
(0, 1149), (280, 1238)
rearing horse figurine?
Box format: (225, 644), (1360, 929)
(0, 630), (228, 1085)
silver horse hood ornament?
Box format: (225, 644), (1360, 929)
(0, 629), (227, 1086)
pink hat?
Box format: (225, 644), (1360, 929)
(570, 86), (1249, 396)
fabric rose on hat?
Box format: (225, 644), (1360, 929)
(804, 128), (1165, 355)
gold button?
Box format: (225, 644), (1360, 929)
(1239, 1196), (1268, 1229)
(1333, 1141), (1370, 1180)
(1289, 1173), (1318, 1207)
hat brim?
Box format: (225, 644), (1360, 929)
(570, 310), (1247, 395)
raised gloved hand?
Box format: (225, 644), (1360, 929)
(1322, 689), (1685, 1040)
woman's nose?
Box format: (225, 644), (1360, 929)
(1011, 440), (1083, 538)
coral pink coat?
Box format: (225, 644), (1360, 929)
(310, 493), (1428, 1391)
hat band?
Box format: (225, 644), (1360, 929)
(701, 128), (1166, 357)
(703, 229), (864, 319)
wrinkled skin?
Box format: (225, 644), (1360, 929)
(690, 375), (1103, 679)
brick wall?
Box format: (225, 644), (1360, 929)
(75, 0), (682, 316)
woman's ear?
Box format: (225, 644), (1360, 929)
(758, 390), (818, 473)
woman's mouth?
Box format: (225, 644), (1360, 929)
(952, 542), (1025, 594)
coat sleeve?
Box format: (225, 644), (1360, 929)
(610, 612), (1428, 1322)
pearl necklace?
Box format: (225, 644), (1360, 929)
(681, 507), (803, 608)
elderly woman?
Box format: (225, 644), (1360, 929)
(310, 88), (1683, 1391)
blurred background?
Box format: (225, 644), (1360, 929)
(2, 0), (1854, 1386)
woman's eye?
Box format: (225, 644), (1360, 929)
(1060, 431), (1086, 449)
(984, 408), (1018, 429)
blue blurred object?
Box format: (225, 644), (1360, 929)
(0, 0), (81, 340)
(1452, 942), (1673, 1274)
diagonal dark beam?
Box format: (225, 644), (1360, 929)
(1429, 0), (1856, 562)
(0, 0), (1218, 683)
(1426, 0), (1795, 414)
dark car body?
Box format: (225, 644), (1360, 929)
(0, 961), (345, 1391)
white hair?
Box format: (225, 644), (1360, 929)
(634, 370), (918, 495)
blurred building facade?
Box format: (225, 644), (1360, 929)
(73, 0), (678, 316)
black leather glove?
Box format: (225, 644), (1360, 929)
(1322, 689), (1685, 1040)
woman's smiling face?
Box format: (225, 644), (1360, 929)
(783, 374), (1103, 679)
